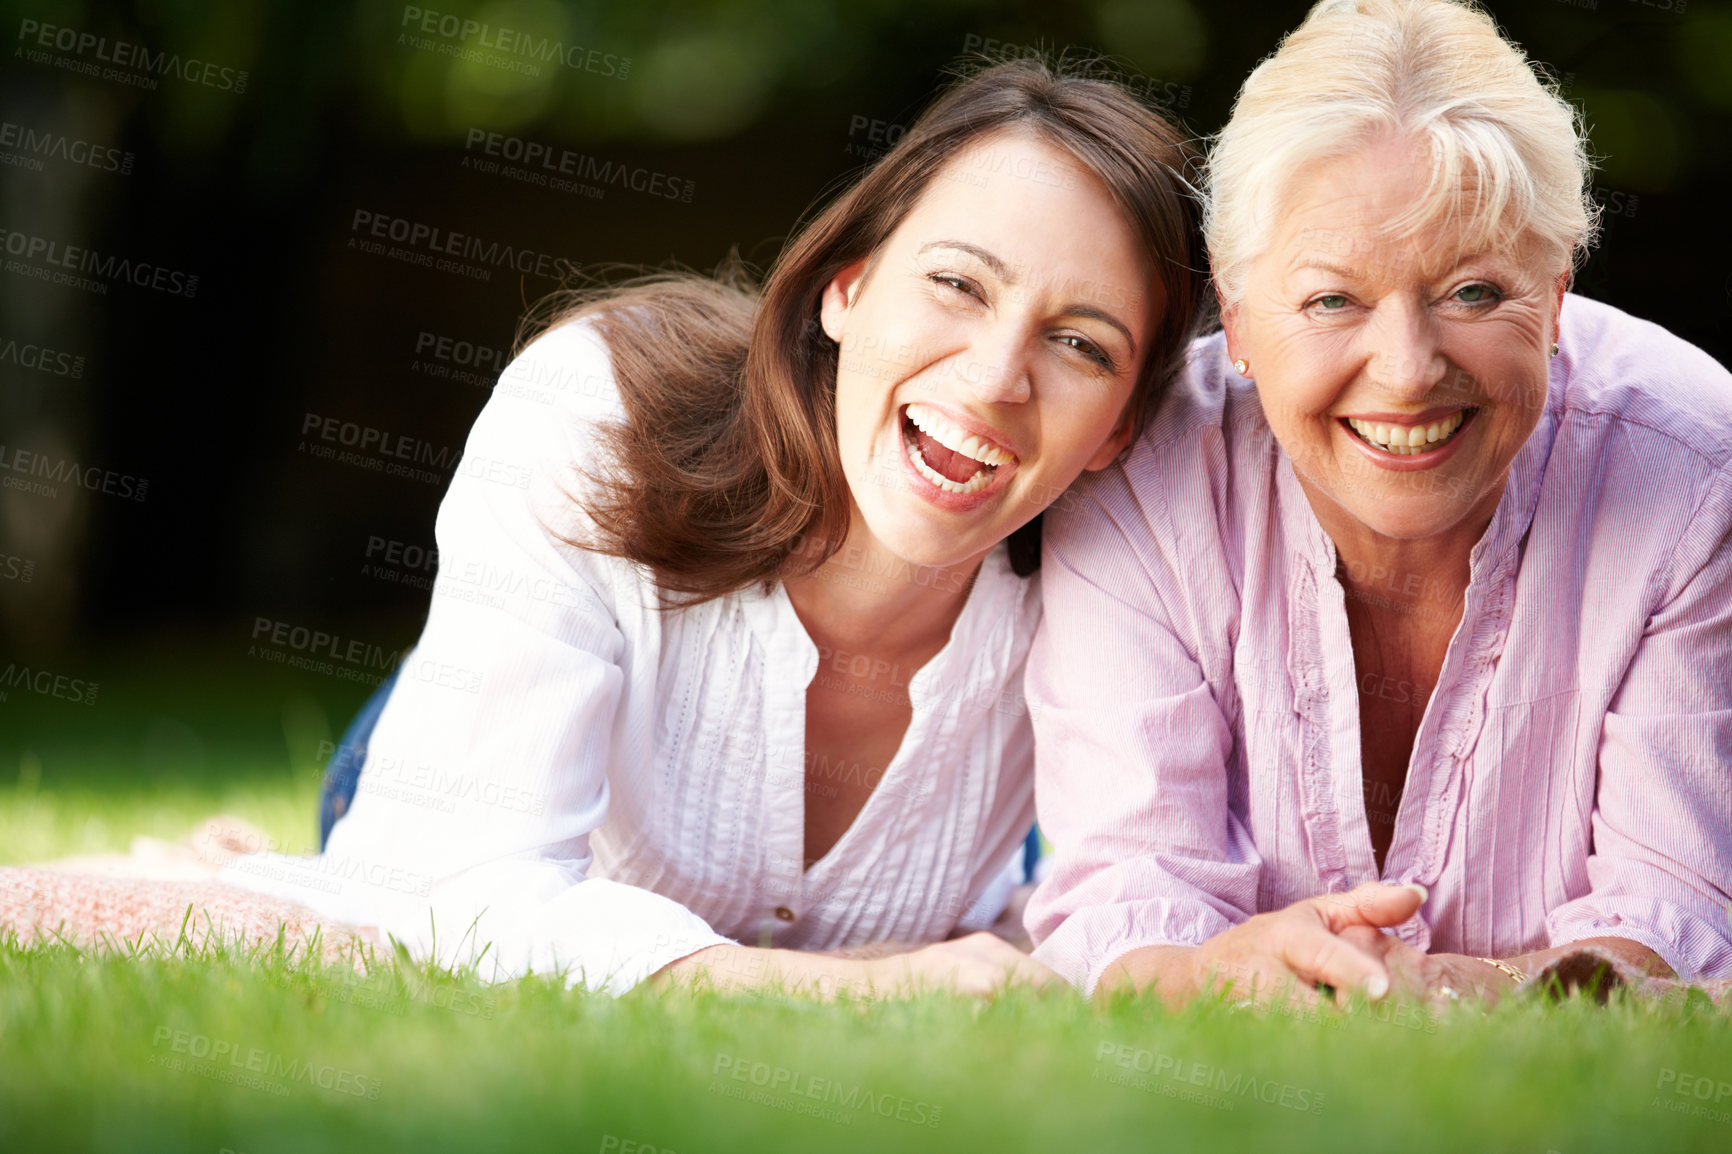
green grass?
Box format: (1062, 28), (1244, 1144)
(4, 938), (1731, 1153)
(3, 646), (1731, 1152)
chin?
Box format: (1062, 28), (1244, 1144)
(1338, 494), (1469, 542)
(871, 514), (994, 570)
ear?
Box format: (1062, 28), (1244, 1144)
(1082, 405), (1137, 472)
(1551, 268), (1569, 337)
(1217, 290), (1245, 366)
(819, 260), (869, 343)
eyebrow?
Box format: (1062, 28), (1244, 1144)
(1287, 256), (1363, 279)
(917, 239), (1140, 358)
(919, 240), (1014, 282)
(1067, 305), (1138, 358)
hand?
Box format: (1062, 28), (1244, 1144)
(864, 931), (1066, 997)
(651, 934), (1064, 1000)
(1104, 881), (1428, 1007)
(1335, 926), (1513, 1008)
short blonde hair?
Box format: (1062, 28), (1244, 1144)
(1205, 0), (1597, 305)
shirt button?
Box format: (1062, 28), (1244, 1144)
(774, 906), (796, 923)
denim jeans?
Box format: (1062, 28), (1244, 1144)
(317, 667), (399, 849)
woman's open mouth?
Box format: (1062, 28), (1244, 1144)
(900, 402), (1017, 495)
(1341, 408), (1477, 458)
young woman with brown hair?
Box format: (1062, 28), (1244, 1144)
(218, 58), (1207, 996)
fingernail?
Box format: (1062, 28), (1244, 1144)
(1402, 883), (1428, 903)
(1365, 975), (1389, 1000)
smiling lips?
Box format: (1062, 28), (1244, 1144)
(1343, 409), (1473, 456)
(902, 402), (1017, 494)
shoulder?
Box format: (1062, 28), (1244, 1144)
(433, 318), (646, 606)
(490, 318), (628, 433)
(452, 319), (627, 525)
(1547, 296), (1732, 596)
(1554, 294), (1732, 472)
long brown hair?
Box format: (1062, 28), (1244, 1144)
(523, 57), (1206, 604)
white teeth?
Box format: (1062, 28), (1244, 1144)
(907, 436), (995, 493)
(1346, 410), (1466, 453)
(904, 402), (1016, 466)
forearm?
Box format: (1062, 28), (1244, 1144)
(652, 934), (1061, 1000)
(1095, 944), (1200, 1002)
(649, 944), (871, 997)
(1105, 930), (1674, 1009)
(1507, 936), (1674, 983)
(1419, 938), (1673, 1002)
(1100, 942), (1334, 1006)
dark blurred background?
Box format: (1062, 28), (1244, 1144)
(1, 0), (1729, 751)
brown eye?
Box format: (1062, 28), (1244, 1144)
(1057, 334), (1113, 371)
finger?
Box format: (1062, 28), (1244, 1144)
(1315, 882), (1427, 934)
(943, 960), (1030, 998)
(1348, 932), (1446, 1005)
(1004, 958), (1066, 990)
(959, 932), (1059, 978)
(1336, 924), (1396, 960)
(958, 941), (1065, 992)
(1279, 922), (1393, 1001)
(1372, 938), (1433, 999)
(1324, 927), (1398, 1005)
(957, 930), (1024, 957)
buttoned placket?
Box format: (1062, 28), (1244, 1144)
(735, 552), (1017, 949)
(738, 582), (818, 946)
(1276, 410), (1553, 952)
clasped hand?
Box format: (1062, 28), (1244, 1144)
(1117, 882), (1518, 1009)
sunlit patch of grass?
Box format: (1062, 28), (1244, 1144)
(2, 925), (1729, 1154)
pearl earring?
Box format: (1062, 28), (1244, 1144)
(1232, 358), (1250, 376)
(1549, 343), (1559, 358)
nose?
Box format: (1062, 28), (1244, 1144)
(955, 321), (1033, 405)
(1363, 298), (1446, 401)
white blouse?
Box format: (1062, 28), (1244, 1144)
(220, 321), (1039, 993)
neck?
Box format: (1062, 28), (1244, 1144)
(1301, 474), (1507, 614)
(782, 517), (987, 659)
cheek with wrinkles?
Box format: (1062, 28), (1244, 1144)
(1476, 362), (1549, 415)
(1257, 381), (1341, 439)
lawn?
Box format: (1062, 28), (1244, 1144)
(3, 649), (1730, 1153)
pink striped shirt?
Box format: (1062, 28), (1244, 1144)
(1026, 294), (1732, 993)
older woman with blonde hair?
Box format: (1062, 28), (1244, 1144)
(1027, 0), (1732, 1005)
